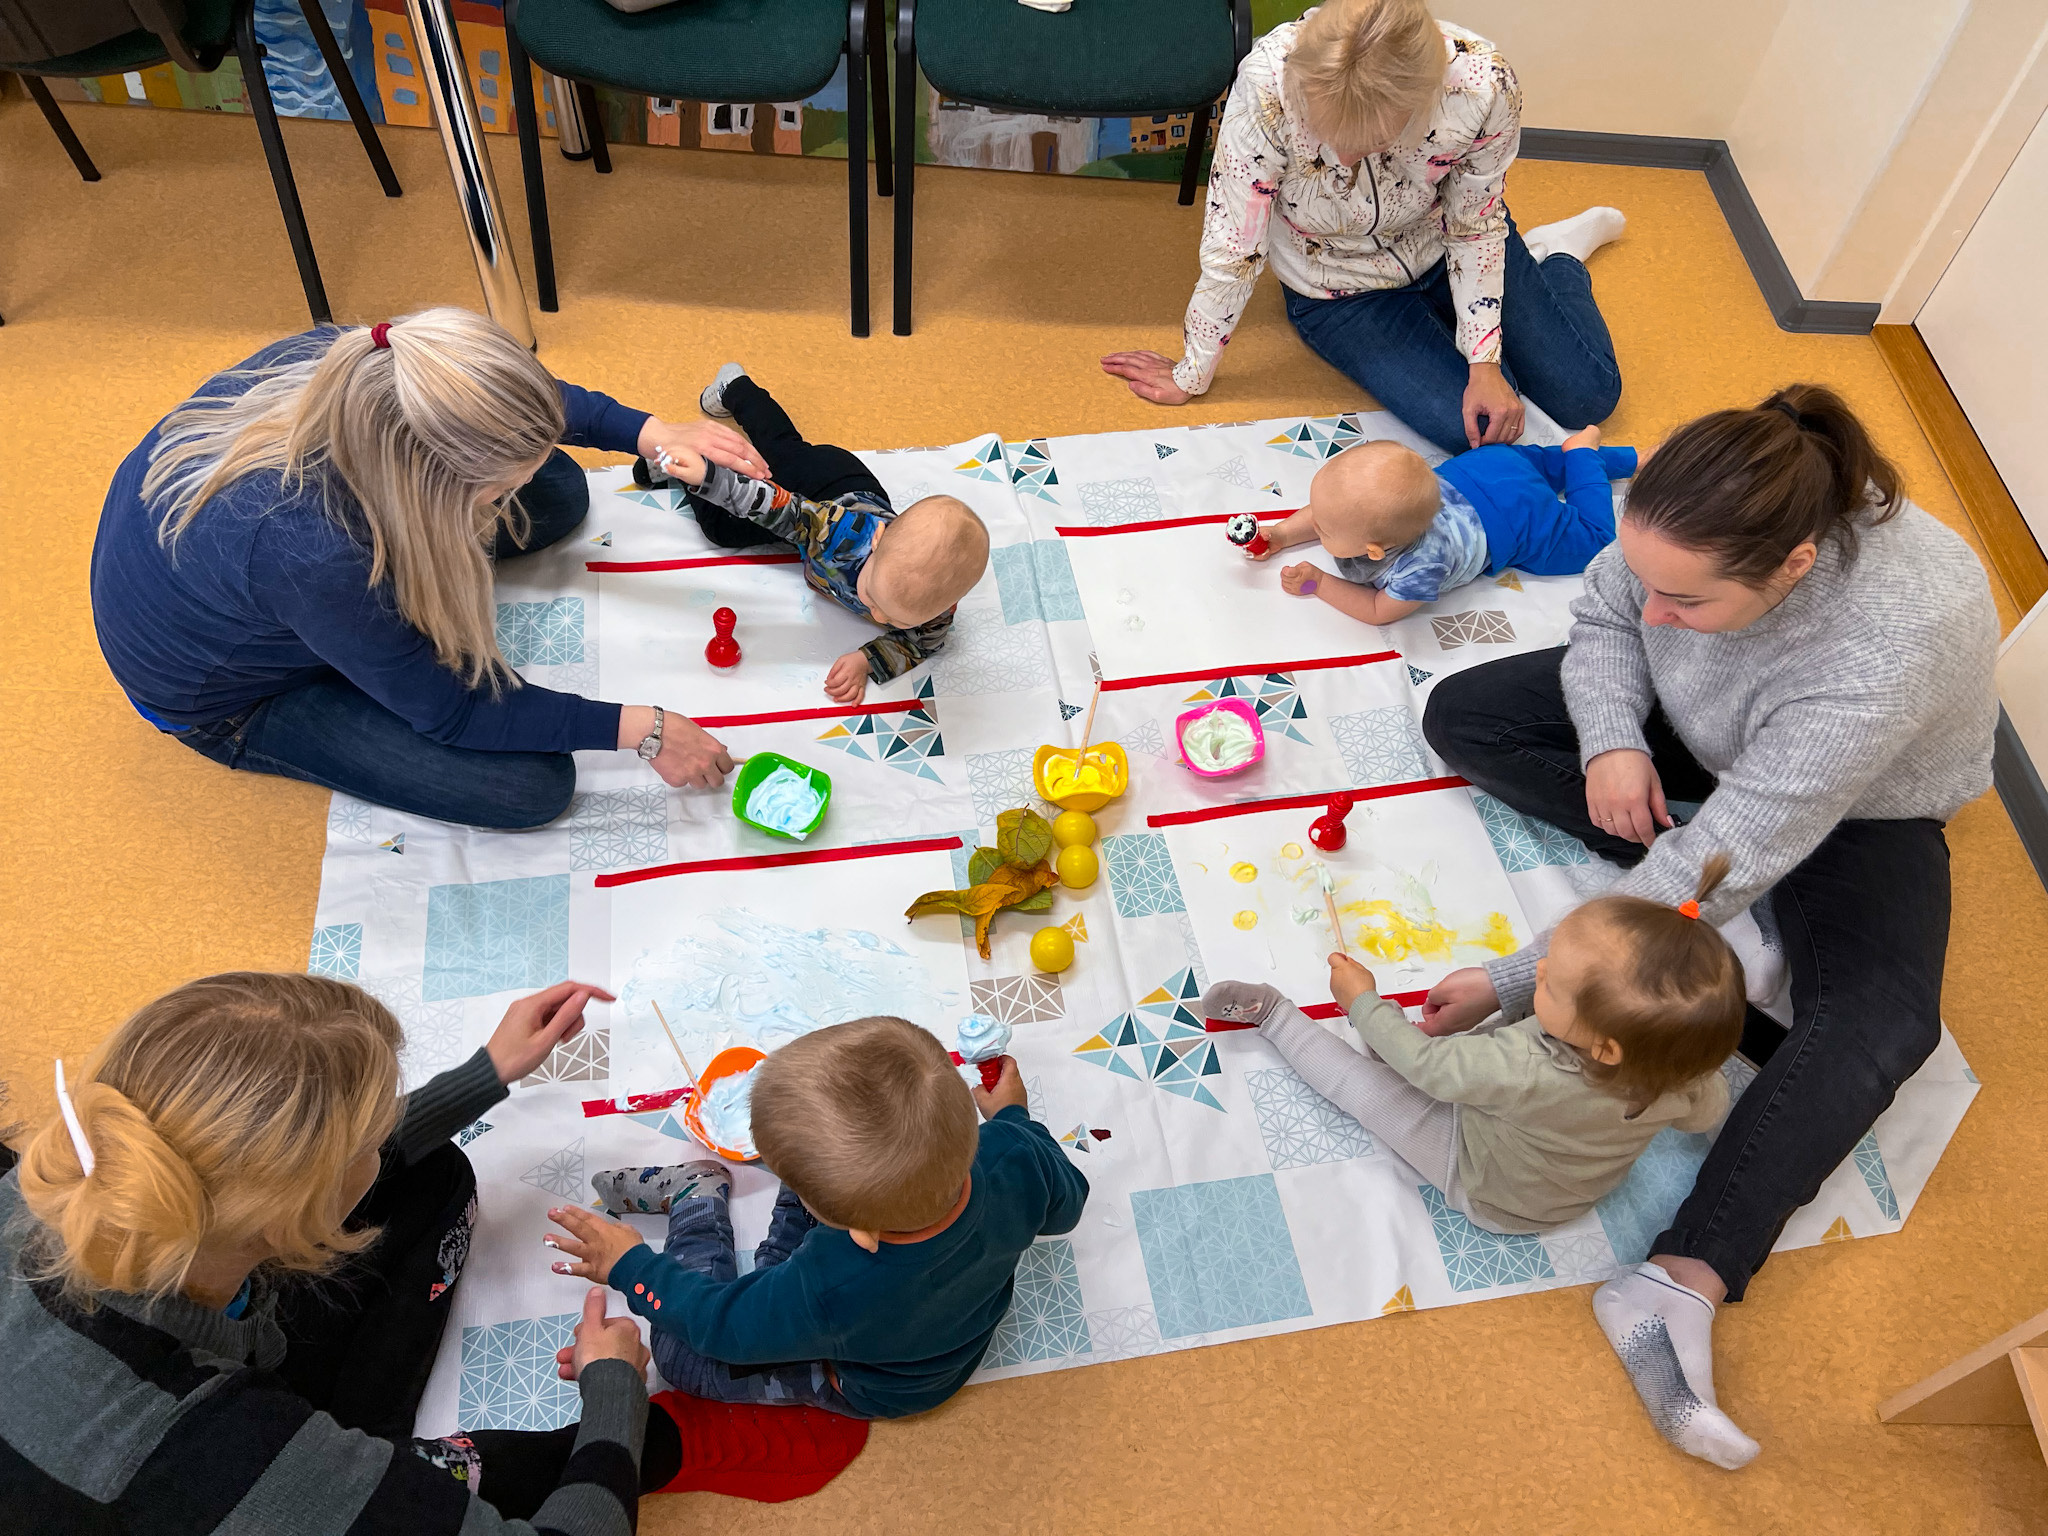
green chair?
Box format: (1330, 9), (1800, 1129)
(504, 0), (892, 335)
(1, 0), (401, 324)
(891, 0), (1251, 335)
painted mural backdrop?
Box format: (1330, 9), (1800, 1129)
(41, 0), (1317, 183)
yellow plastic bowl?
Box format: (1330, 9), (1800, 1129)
(1032, 742), (1129, 812)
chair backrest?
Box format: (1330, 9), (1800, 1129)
(0, 0), (207, 72)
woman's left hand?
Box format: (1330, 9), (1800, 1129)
(486, 980), (616, 1084)
(1100, 351), (1192, 406)
(638, 418), (768, 481)
(1462, 363), (1524, 448)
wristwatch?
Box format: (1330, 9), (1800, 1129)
(635, 706), (665, 764)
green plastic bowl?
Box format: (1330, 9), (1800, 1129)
(732, 752), (833, 841)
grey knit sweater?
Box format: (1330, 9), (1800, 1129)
(1486, 504), (1998, 1016)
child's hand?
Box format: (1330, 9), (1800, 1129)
(971, 1055), (1027, 1120)
(554, 1286), (650, 1382)
(638, 417), (766, 481)
(546, 1206), (645, 1285)
(825, 651), (870, 704)
(1246, 506), (1307, 561)
(1561, 424), (1602, 452)
(1327, 952), (1379, 1013)
(1281, 561), (1325, 597)
(486, 980), (615, 1085)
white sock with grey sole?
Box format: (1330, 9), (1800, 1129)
(700, 362), (748, 418)
(1522, 206), (1627, 265)
(1593, 1261), (1760, 1470)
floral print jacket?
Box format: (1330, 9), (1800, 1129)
(1173, 15), (1522, 396)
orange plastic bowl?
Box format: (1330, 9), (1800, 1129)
(682, 1045), (767, 1162)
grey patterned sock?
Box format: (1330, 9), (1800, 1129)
(590, 1160), (729, 1216)
(1593, 1263), (1760, 1469)
(1202, 980), (1288, 1026)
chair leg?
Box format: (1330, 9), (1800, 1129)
(22, 75), (102, 183)
(1178, 99), (1211, 207)
(295, 0), (400, 195)
(846, 30), (870, 337)
(235, 5), (332, 324)
(575, 82), (612, 173)
(865, 0), (892, 198)
(892, 0), (915, 335)
(504, 33), (558, 312)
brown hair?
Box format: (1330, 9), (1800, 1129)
(749, 1016), (978, 1232)
(17, 974), (404, 1302)
(1555, 855), (1745, 1107)
(1289, 0), (1444, 154)
(1625, 383), (1902, 587)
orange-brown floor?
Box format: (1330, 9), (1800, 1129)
(3, 90), (2046, 1533)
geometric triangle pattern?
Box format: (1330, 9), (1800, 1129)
(495, 597), (586, 668)
(1101, 832), (1186, 918)
(563, 786), (669, 872)
(1823, 1215), (1855, 1242)
(1407, 665), (1433, 687)
(983, 1238), (1092, 1367)
(1130, 1173), (1313, 1338)
(422, 874), (571, 1002)
(963, 746), (1041, 826)
(1419, 1183), (1556, 1292)
(1076, 476), (1164, 528)
(1059, 699), (1083, 721)
(1258, 481), (1284, 496)
(613, 484), (681, 512)
(622, 1109), (696, 1142)
(1471, 792), (1591, 872)
(816, 678), (944, 783)
(1381, 1285), (1416, 1313)
(990, 539), (1084, 624)
(458, 1313), (583, 1430)
(1083, 1304), (1170, 1361)
(519, 1138), (586, 1199)
(1265, 414), (1366, 461)
(1208, 454), (1254, 489)
(1328, 706), (1429, 788)
(1430, 609), (1516, 649)
(1125, 716), (1167, 760)
(1593, 1126), (1711, 1268)
(1243, 1065), (1374, 1169)
(1495, 570), (1523, 591)
(328, 797), (372, 843)
(308, 922), (363, 980)
(1540, 1227), (1622, 1285)
(381, 833), (406, 854)
(953, 435), (1009, 483)
(1155, 443), (1178, 459)
(929, 611), (1054, 696)
(1072, 967), (1222, 1111)
(970, 973), (1065, 1026)
(457, 1119), (494, 1146)
(1181, 672), (1312, 746)
(1061, 914), (1088, 943)
(1852, 1130), (1901, 1221)
(524, 1028), (610, 1085)
(1001, 438), (1060, 502)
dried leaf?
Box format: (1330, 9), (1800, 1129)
(906, 859), (1061, 957)
(967, 847), (1001, 886)
(1014, 887), (1055, 913)
(997, 808), (1054, 870)
(905, 884), (1011, 922)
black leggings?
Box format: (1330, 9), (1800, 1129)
(685, 376), (888, 549)
(1422, 648), (1951, 1301)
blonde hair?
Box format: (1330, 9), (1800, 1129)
(1290, 0), (1445, 153)
(1314, 439), (1442, 547)
(143, 309), (566, 691)
(17, 973), (405, 1302)
(750, 1017), (978, 1232)
(868, 495), (989, 624)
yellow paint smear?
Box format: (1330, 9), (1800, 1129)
(1233, 910), (1259, 930)
(1281, 842), (1304, 860)
(1042, 757), (1114, 797)
(1230, 861), (1258, 883)
(1347, 900), (1520, 962)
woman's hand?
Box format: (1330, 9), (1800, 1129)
(637, 417), (768, 481)
(486, 980), (615, 1084)
(654, 713), (734, 791)
(1100, 351), (1192, 406)
(825, 652), (869, 705)
(1420, 967), (1498, 1036)
(1585, 748), (1672, 846)
(546, 1206), (645, 1285)
(554, 1286), (650, 1382)
(1462, 363), (1524, 448)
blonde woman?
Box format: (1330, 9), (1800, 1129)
(0, 972), (689, 1529)
(1102, 0), (1627, 455)
(91, 311), (767, 829)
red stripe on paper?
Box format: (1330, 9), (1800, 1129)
(693, 696), (925, 729)
(594, 835), (963, 888)
(1052, 509), (1299, 538)
(1100, 651), (1401, 692)
(1145, 776), (1468, 827)
(582, 1087), (692, 1118)
(586, 554), (802, 572)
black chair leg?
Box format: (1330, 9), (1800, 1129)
(865, 0), (892, 198)
(892, 0), (915, 335)
(504, 31), (558, 312)
(235, 5), (331, 324)
(1178, 98), (1211, 207)
(575, 82), (612, 173)
(295, 0), (400, 196)
(845, 3), (870, 335)
(22, 75), (102, 182)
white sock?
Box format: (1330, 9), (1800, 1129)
(1593, 1262), (1760, 1470)
(700, 362), (748, 418)
(1522, 206), (1626, 266)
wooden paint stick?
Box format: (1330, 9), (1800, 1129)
(649, 1000), (697, 1084)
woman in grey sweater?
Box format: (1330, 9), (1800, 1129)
(1419, 383), (1998, 1470)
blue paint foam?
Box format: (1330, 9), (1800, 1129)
(743, 766), (825, 839)
(698, 1070), (757, 1157)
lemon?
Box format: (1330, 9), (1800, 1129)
(1056, 844), (1099, 889)
(1030, 925), (1076, 973)
(1052, 810), (1097, 848)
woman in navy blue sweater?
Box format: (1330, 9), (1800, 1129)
(91, 310), (766, 828)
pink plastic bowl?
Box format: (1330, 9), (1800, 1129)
(1175, 697), (1267, 779)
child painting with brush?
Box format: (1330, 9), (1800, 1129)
(543, 1016), (1087, 1418)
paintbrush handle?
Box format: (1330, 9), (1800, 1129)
(1324, 891), (1346, 953)
(649, 1000), (698, 1083)
(1076, 682), (1100, 758)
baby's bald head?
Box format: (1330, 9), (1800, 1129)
(866, 495), (989, 625)
(1310, 441), (1442, 558)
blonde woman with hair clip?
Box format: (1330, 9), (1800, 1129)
(1102, 0), (1627, 456)
(91, 311), (769, 829)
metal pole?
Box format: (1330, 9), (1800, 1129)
(552, 74), (591, 159)
(403, 0), (536, 347)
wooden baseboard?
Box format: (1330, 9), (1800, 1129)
(1874, 323), (2047, 614)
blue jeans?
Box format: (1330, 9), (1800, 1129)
(1285, 220), (1622, 456)
(173, 450), (591, 830)
(650, 1185), (866, 1417)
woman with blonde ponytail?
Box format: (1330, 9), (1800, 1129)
(0, 971), (723, 1531)
(91, 311), (768, 828)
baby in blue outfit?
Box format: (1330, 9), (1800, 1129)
(1254, 428), (1639, 627)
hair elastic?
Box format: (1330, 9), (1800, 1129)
(369, 322), (392, 350)
(1677, 899), (1701, 920)
(1767, 399), (1820, 433)
(54, 1060), (95, 1178)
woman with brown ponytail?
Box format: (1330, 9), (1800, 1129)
(1417, 384), (1999, 1469)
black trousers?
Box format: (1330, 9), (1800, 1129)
(1422, 648), (1951, 1300)
(683, 376), (888, 549)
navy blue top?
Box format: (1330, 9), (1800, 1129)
(1435, 442), (1639, 578)
(90, 331), (649, 753)
(607, 1106), (1090, 1418)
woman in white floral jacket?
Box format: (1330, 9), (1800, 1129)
(1104, 0), (1627, 455)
